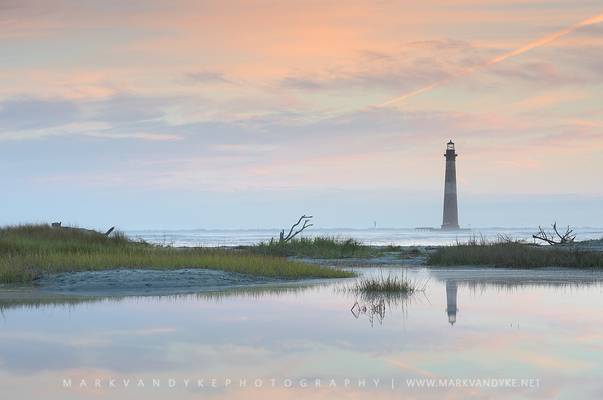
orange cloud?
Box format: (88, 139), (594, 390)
(379, 11), (603, 107)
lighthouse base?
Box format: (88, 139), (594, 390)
(441, 224), (461, 231)
(415, 226), (471, 232)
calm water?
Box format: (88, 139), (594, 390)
(125, 227), (603, 247)
(1, 267), (603, 399)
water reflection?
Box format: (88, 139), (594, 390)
(432, 268), (603, 327)
(429, 268), (603, 290)
(350, 299), (386, 326)
(0, 282), (328, 313)
(445, 280), (458, 326)
(2, 267), (603, 399)
(349, 293), (412, 327)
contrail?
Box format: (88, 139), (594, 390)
(378, 12), (603, 108)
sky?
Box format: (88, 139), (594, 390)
(1, 0), (602, 229)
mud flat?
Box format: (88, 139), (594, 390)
(26, 268), (296, 297)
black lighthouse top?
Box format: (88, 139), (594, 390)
(445, 140), (457, 160)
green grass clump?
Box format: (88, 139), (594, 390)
(0, 224), (354, 283)
(351, 273), (418, 294)
(249, 236), (376, 258)
(427, 240), (603, 268)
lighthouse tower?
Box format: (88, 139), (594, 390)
(441, 140), (460, 230)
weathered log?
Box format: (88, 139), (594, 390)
(278, 215), (314, 243)
(532, 222), (576, 245)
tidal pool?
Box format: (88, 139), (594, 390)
(1, 266), (603, 399)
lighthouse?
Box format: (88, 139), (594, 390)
(441, 140), (460, 230)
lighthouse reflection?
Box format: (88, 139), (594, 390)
(432, 268), (603, 327)
(445, 280), (458, 326)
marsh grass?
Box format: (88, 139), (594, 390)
(250, 236), (376, 258)
(428, 236), (603, 268)
(346, 271), (424, 326)
(0, 224), (354, 283)
(354, 275), (414, 293)
(349, 271), (424, 295)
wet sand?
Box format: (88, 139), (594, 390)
(29, 268), (289, 297)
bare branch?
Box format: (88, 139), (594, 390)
(286, 220), (313, 242)
(532, 222), (576, 245)
(283, 215), (309, 241)
(277, 215), (314, 243)
(553, 223), (563, 241)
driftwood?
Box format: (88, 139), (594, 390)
(532, 223), (576, 245)
(50, 222), (116, 237)
(278, 215), (313, 243)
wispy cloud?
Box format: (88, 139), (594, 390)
(378, 11), (603, 107)
(279, 39), (479, 94)
(184, 71), (234, 84)
(0, 98), (80, 130)
(84, 132), (182, 141)
(0, 95), (181, 142)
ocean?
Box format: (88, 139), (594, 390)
(124, 227), (603, 247)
